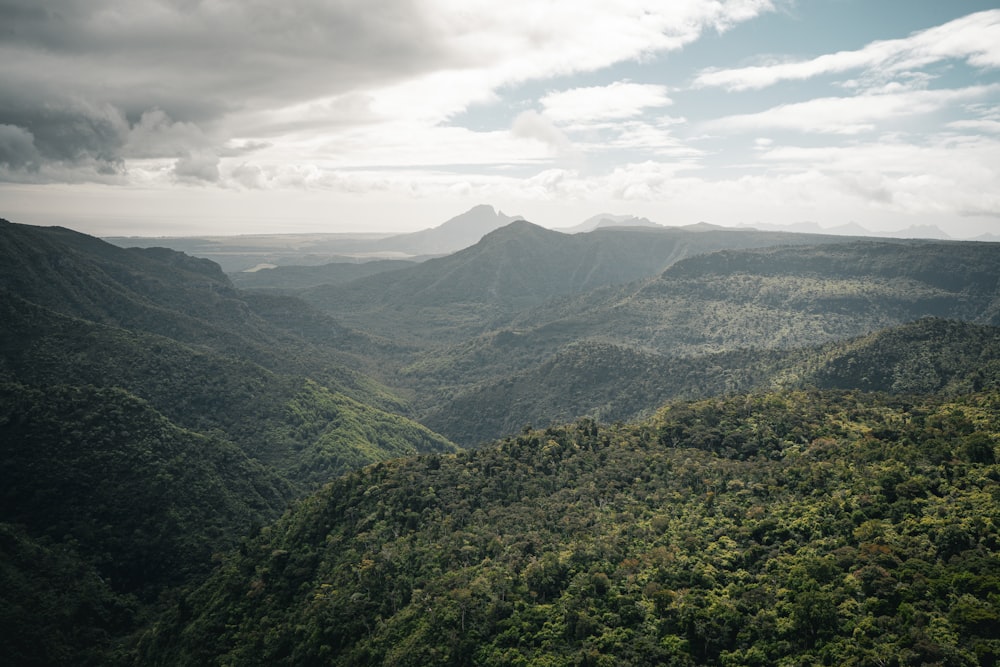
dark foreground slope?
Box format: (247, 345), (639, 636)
(0, 220), (456, 487)
(139, 390), (1000, 667)
(0, 382), (290, 595)
(0, 382), (290, 665)
(0, 219), (458, 663)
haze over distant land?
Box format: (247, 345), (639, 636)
(1, 1), (999, 239)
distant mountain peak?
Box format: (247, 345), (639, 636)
(479, 219), (555, 242)
(372, 205), (523, 255)
(435, 204), (519, 230)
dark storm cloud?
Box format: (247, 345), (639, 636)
(0, 101), (128, 161)
(0, 0), (450, 179)
(0, 123), (40, 169)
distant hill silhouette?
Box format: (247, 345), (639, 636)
(557, 212), (660, 233)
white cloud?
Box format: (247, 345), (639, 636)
(694, 9), (1000, 91)
(511, 111), (576, 157)
(948, 119), (1000, 133)
(173, 152), (220, 183)
(708, 84), (1000, 134)
(754, 133), (1000, 217)
(0, 0), (775, 183)
(230, 163), (268, 189)
(575, 118), (700, 159)
(541, 82), (673, 124)
(428, 1), (775, 80)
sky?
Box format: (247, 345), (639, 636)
(1, 0), (1000, 238)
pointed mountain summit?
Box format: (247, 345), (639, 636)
(372, 204), (522, 255)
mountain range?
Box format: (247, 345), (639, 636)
(104, 204), (996, 274)
(2, 212), (999, 665)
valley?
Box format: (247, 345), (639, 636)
(1, 213), (998, 665)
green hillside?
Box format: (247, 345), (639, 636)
(4, 218), (1000, 665)
(423, 319), (1000, 445)
(0, 219), (395, 398)
(0, 382), (291, 595)
(139, 389), (1000, 666)
(514, 239), (1000, 357)
(0, 220), (460, 662)
(0, 220), (457, 481)
(419, 342), (782, 445)
(389, 238), (999, 443)
(781, 317), (1000, 395)
(0, 277), (455, 488)
(300, 222), (862, 343)
(0, 381), (293, 662)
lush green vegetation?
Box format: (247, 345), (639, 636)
(3, 218), (1000, 665)
(0, 288), (455, 486)
(0, 220), (459, 663)
(422, 319), (1000, 445)
(299, 222), (861, 344)
(0, 222), (457, 483)
(0, 523), (136, 667)
(311, 229), (999, 442)
(0, 380), (290, 665)
(0, 381), (291, 595)
(139, 390), (1000, 666)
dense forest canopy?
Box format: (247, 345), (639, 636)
(140, 390), (1000, 666)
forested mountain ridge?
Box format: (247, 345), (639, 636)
(4, 216), (1000, 665)
(666, 239), (999, 291)
(0, 381), (292, 665)
(514, 238), (1000, 355)
(0, 219), (398, 389)
(0, 219), (235, 331)
(385, 238), (1000, 441)
(139, 389), (1000, 667)
(299, 220), (867, 343)
(422, 318), (1000, 445)
(0, 219), (459, 662)
(0, 220), (456, 480)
